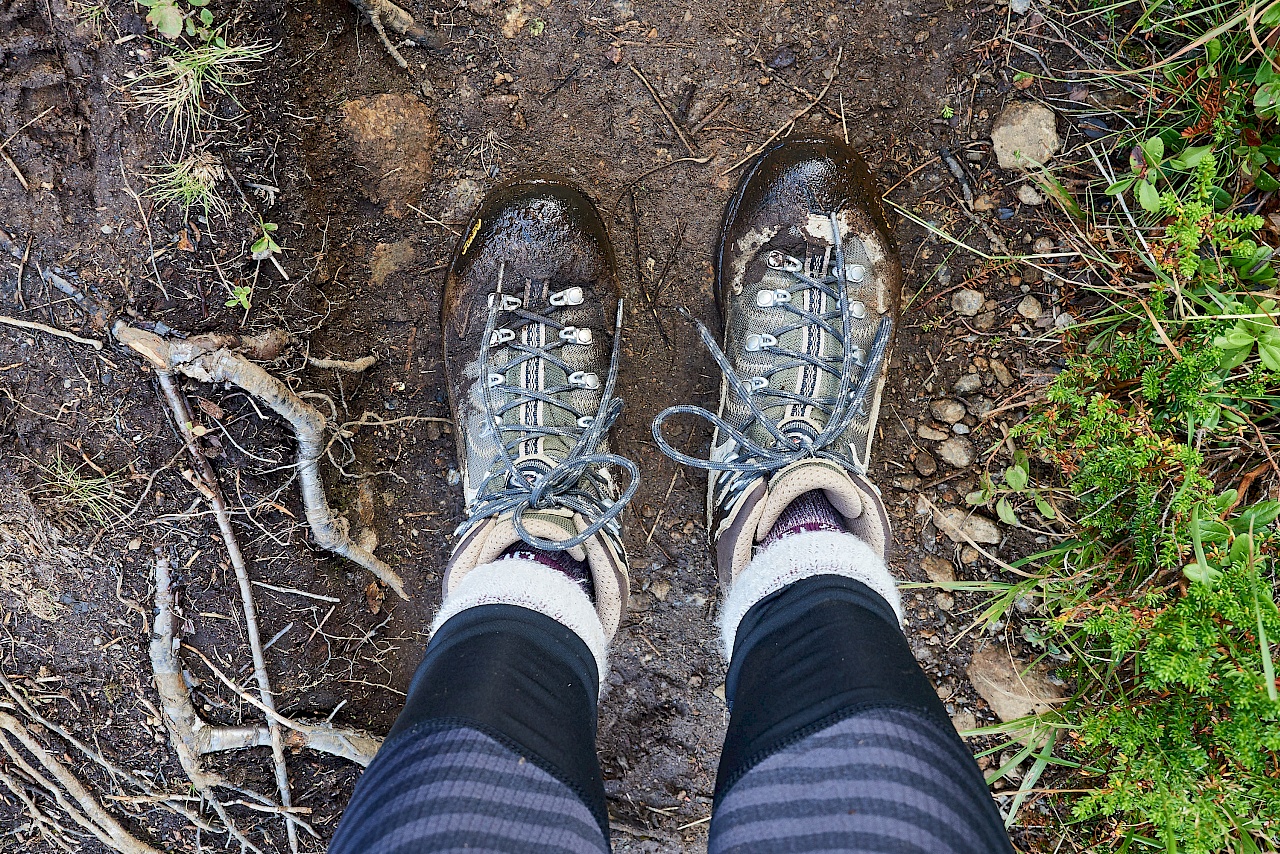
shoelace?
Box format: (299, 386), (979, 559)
(652, 211), (893, 477)
(459, 273), (639, 551)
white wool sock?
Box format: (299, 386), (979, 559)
(718, 530), (903, 660)
(431, 558), (609, 689)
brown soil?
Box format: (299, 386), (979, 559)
(0, 0), (1079, 848)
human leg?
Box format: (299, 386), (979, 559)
(331, 178), (637, 853)
(654, 138), (1012, 853)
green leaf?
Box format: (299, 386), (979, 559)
(1205, 37), (1222, 65)
(996, 496), (1019, 526)
(1258, 339), (1280, 371)
(1142, 135), (1165, 165)
(1232, 500), (1280, 533)
(1105, 177), (1135, 196)
(146, 2), (184, 37)
(1033, 493), (1057, 520)
(1257, 83), (1280, 120)
(1179, 144), (1213, 169)
(1255, 170), (1280, 192)
(1004, 464), (1029, 492)
(1137, 179), (1161, 213)
(965, 490), (987, 506)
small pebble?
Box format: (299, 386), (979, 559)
(1032, 236), (1054, 254)
(971, 311), (996, 331)
(930, 399), (966, 424)
(990, 360), (1014, 386)
(922, 554), (956, 584)
(1016, 184), (1044, 205)
(952, 288), (985, 317)
(935, 592), (955, 612)
(937, 437), (974, 468)
(1017, 295), (1044, 319)
(918, 425), (950, 441)
(954, 373), (983, 394)
(952, 423), (971, 435)
(914, 451), (939, 477)
(965, 395), (994, 418)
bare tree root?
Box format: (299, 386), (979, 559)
(0, 713), (162, 854)
(308, 353), (378, 372)
(114, 322), (407, 598)
(154, 379), (301, 854)
(152, 555), (381, 767)
(349, 0), (445, 68)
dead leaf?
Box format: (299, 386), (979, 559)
(196, 397), (225, 420)
(365, 581), (385, 614)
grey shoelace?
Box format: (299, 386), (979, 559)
(460, 288), (639, 551)
(652, 211), (893, 476)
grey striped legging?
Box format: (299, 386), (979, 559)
(329, 575), (1013, 853)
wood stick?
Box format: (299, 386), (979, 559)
(0, 314), (104, 349)
(629, 64), (697, 156)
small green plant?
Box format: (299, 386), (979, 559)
(225, 284), (252, 311)
(249, 219), (288, 280)
(146, 150), (229, 219)
(966, 447), (1058, 526)
(130, 41), (272, 143)
(73, 0), (113, 40)
(138, 0), (218, 42)
(30, 455), (132, 527)
(940, 102), (955, 120)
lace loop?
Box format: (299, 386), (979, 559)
(460, 290), (638, 552)
(652, 211), (893, 478)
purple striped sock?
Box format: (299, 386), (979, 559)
(760, 490), (847, 549)
(499, 543), (594, 601)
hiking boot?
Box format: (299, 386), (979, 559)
(653, 138), (902, 583)
(442, 178), (637, 636)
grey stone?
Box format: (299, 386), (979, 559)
(952, 288), (985, 317)
(972, 311), (996, 331)
(937, 437), (974, 468)
(934, 507), (1002, 544)
(952, 423), (971, 435)
(930, 399), (967, 424)
(1017, 295), (1044, 319)
(954, 373), (983, 394)
(935, 592), (956, 611)
(918, 425), (950, 441)
(990, 102), (1061, 171)
(1016, 184), (1044, 205)
(1032, 236), (1054, 254)
(1009, 0), (1031, 12)
(965, 395), (994, 418)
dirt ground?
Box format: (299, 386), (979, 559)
(0, 0), (1085, 848)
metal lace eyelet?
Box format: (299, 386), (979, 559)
(756, 289), (792, 308)
(744, 333), (778, 353)
(488, 372), (505, 388)
(851, 347), (866, 366)
(490, 328), (516, 345)
(550, 287), (585, 307)
(488, 294), (523, 311)
(577, 416), (595, 428)
(846, 263), (867, 283)
(569, 371), (600, 390)
(559, 326), (593, 345)
(749, 376), (769, 391)
(850, 300), (867, 320)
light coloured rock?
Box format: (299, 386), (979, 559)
(937, 437), (974, 468)
(972, 194), (996, 212)
(1010, 0), (1031, 14)
(952, 423), (971, 435)
(934, 508), (1002, 544)
(935, 592), (955, 611)
(954, 373), (983, 394)
(930, 399), (966, 424)
(990, 102), (1061, 171)
(918, 425), (950, 441)
(1017, 295), (1044, 319)
(967, 645), (1064, 722)
(1032, 236), (1054, 254)
(960, 545), (982, 564)
(922, 554), (956, 584)
(1017, 184), (1044, 205)
(952, 288), (985, 317)
(972, 311), (996, 331)
(990, 359), (1014, 387)
(965, 395), (994, 418)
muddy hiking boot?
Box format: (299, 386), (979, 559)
(653, 138), (903, 583)
(442, 178), (638, 637)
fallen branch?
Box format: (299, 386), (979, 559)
(348, 0), (444, 68)
(152, 555), (380, 768)
(114, 321), (406, 598)
(0, 713), (162, 854)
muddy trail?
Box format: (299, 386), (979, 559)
(0, 0), (1082, 848)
